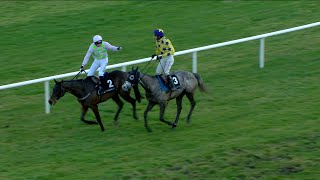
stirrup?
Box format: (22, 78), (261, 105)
(97, 87), (106, 96)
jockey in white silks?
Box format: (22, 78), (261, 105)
(80, 35), (122, 95)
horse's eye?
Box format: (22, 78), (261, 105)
(129, 75), (134, 80)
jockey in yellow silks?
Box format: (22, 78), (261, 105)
(151, 29), (176, 90)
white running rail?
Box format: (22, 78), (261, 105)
(1, 22), (319, 113)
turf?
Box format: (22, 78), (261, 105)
(0, 1), (320, 179)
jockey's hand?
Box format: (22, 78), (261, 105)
(157, 55), (162, 60)
(80, 65), (84, 72)
(151, 54), (157, 59)
(117, 46), (122, 51)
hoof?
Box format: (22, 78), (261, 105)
(171, 122), (177, 128)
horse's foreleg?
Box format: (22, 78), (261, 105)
(186, 93), (196, 124)
(91, 105), (105, 132)
(112, 95), (123, 127)
(120, 92), (138, 120)
(80, 105), (98, 124)
(159, 103), (175, 127)
(144, 101), (156, 132)
(173, 94), (184, 127)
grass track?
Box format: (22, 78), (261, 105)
(0, 1), (320, 179)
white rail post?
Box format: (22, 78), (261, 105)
(259, 38), (265, 68)
(122, 66), (127, 72)
(44, 81), (50, 114)
(192, 51), (197, 73)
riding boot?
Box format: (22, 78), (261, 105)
(98, 76), (107, 95)
(167, 75), (176, 91)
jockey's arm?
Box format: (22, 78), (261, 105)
(104, 42), (120, 51)
(155, 42), (161, 55)
(82, 45), (93, 66)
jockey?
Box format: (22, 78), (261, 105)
(80, 35), (122, 95)
(151, 29), (176, 90)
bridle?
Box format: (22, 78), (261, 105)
(54, 84), (66, 101)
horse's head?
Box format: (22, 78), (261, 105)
(48, 79), (66, 105)
(122, 67), (139, 91)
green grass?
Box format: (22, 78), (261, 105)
(1, 1), (320, 179)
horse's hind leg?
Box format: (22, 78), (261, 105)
(80, 104), (98, 124)
(112, 95), (124, 127)
(144, 101), (156, 132)
(120, 92), (138, 120)
(91, 105), (105, 132)
(186, 92), (196, 124)
(159, 103), (175, 128)
(173, 93), (185, 127)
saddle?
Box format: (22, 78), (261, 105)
(156, 74), (180, 92)
(88, 72), (115, 95)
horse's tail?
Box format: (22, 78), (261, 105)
(133, 85), (142, 103)
(193, 73), (208, 93)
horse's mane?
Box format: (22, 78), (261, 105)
(108, 70), (127, 79)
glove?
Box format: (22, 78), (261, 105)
(151, 54), (157, 59)
(80, 65), (84, 72)
(117, 46), (122, 51)
(157, 55), (162, 60)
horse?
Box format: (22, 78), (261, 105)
(48, 70), (142, 132)
(122, 67), (207, 132)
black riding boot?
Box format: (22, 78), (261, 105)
(98, 76), (107, 95)
(167, 75), (176, 91)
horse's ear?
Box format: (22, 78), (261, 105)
(61, 80), (64, 83)
(131, 66), (134, 71)
(54, 79), (57, 84)
(135, 67), (139, 71)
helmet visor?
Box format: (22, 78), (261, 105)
(94, 40), (102, 45)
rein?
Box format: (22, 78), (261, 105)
(140, 58), (157, 79)
(72, 70), (86, 80)
(69, 70), (93, 101)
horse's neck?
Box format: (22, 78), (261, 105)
(62, 80), (87, 97)
(139, 73), (159, 92)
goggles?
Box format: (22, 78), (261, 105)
(94, 40), (102, 45)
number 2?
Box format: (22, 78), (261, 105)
(107, 80), (114, 88)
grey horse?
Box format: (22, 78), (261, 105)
(122, 67), (207, 132)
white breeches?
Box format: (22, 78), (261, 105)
(87, 58), (108, 76)
(156, 55), (174, 75)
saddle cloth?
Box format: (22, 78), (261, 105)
(100, 72), (115, 92)
(156, 74), (181, 92)
(89, 73), (115, 93)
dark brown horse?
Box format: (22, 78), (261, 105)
(122, 67), (207, 132)
(48, 70), (142, 131)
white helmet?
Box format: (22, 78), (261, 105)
(93, 35), (103, 43)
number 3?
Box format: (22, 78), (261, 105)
(172, 77), (178, 85)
